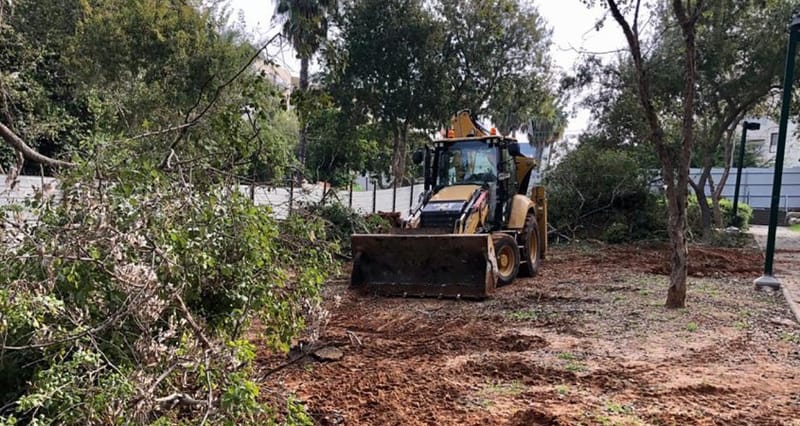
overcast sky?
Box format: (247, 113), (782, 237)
(227, 0), (627, 133)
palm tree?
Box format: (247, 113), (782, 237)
(274, 0), (337, 168)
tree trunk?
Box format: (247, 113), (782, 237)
(692, 166), (713, 240)
(391, 125), (408, 184)
(707, 172), (723, 228)
(665, 0), (701, 309)
(711, 128), (736, 227)
(605, 0), (700, 309)
(295, 56), (310, 171)
(665, 184), (689, 307)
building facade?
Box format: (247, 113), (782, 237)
(741, 117), (800, 169)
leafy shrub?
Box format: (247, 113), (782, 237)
(305, 202), (392, 255)
(602, 222), (631, 244)
(687, 195), (753, 235)
(545, 143), (658, 241)
(0, 161), (337, 424)
(719, 197), (753, 230)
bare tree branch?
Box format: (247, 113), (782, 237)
(0, 121), (75, 168)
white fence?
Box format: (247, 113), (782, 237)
(0, 174), (426, 220)
(245, 183), (424, 219)
(4, 168), (799, 220)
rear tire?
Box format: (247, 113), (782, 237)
(519, 213), (542, 277)
(493, 234), (519, 286)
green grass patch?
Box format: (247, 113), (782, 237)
(557, 351), (577, 361)
(604, 401), (633, 415)
(554, 384), (570, 396)
(780, 331), (800, 344)
(790, 224), (800, 233)
(506, 308), (540, 321)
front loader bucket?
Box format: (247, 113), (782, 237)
(351, 234), (498, 299)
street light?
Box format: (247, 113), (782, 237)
(754, 14), (800, 290)
(731, 121), (760, 227)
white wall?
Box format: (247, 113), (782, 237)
(689, 167), (800, 210)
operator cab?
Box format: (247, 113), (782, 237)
(412, 136), (520, 230)
(435, 140), (498, 187)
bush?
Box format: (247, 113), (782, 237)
(305, 202), (392, 255)
(545, 143), (658, 242)
(0, 161), (338, 424)
(601, 222), (631, 244)
(719, 197), (753, 230)
(687, 195), (753, 236)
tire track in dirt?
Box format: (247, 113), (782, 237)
(257, 242), (800, 425)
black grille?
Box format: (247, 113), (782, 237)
(420, 211), (459, 230)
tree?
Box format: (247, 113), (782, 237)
(437, 0), (558, 133)
(274, 0), (338, 168)
(582, 0), (705, 308)
(0, 1), (332, 423)
(301, 89), (383, 186)
(325, 0), (446, 183)
(576, 1), (795, 238)
(688, 0), (794, 234)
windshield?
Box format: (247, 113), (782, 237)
(437, 141), (498, 186)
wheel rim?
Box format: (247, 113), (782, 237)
(497, 245), (515, 277)
(528, 228), (538, 263)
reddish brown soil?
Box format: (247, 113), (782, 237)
(257, 242), (800, 425)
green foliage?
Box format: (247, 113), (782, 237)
(0, 1), (92, 171)
(305, 202), (391, 254)
(601, 222), (631, 244)
(573, 0), (794, 240)
(718, 197), (753, 230)
(545, 143), (659, 241)
(436, 0), (557, 133)
(0, 147), (334, 423)
(275, 0), (337, 61)
(1, 0), (295, 176)
(687, 195), (753, 233)
(300, 90), (384, 186)
(324, 0), (446, 181)
(0, 0), (325, 423)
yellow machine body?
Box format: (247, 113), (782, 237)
(351, 111), (548, 298)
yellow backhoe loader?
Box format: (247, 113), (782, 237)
(350, 111), (548, 298)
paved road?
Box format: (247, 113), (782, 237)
(750, 225), (800, 322)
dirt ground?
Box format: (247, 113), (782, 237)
(257, 242), (800, 425)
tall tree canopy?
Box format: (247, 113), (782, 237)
(0, 0), (297, 179)
(324, 0), (446, 182)
(577, 0), (798, 307)
(275, 0), (337, 169)
(576, 0), (794, 237)
(319, 0), (561, 183)
(438, 0), (557, 133)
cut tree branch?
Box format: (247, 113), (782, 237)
(0, 121), (75, 168)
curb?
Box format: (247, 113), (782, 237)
(781, 284), (800, 324)
(747, 226), (800, 323)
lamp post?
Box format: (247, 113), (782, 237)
(731, 121), (760, 227)
(754, 15), (800, 290)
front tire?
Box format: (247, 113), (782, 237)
(493, 234), (520, 286)
(519, 213), (542, 277)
